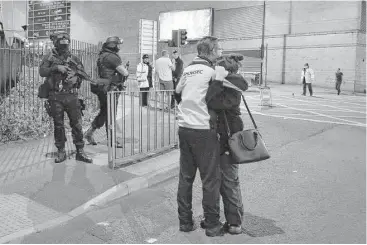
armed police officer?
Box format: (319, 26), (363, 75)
(84, 36), (128, 147)
(39, 32), (92, 164)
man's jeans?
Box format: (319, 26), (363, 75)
(336, 81), (342, 94)
(219, 154), (244, 226)
(303, 83), (313, 96)
(177, 127), (222, 229)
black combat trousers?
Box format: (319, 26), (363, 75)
(177, 127), (221, 229)
(219, 154), (244, 226)
(91, 85), (119, 134)
(91, 86), (108, 130)
(49, 92), (84, 149)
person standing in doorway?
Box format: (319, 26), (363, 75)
(171, 50), (184, 108)
(136, 54), (153, 107)
(301, 63), (315, 96)
(335, 68), (343, 95)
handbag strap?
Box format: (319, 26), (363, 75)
(241, 95), (258, 129)
(222, 94), (258, 136)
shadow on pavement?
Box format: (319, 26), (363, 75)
(242, 212), (285, 237)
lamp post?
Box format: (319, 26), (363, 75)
(260, 0), (266, 87)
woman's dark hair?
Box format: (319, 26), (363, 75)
(216, 53), (244, 74)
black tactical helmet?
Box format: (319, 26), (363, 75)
(50, 31), (70, 49)
(104, 36), (123, 49)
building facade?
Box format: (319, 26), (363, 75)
(5, 1), (367, 92)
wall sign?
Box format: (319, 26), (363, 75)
(28, 0), (71, 40)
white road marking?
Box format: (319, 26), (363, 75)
(273, 97), (366, 109)
(252, 111), (366, 127)
(279, 95), (366, 114)
(301, 109), (366, 114)
(276, 102), (365, 125)
(335, 116), (366, 119)
(300, 97), (365, 107)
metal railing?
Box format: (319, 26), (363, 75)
(107, 89), (178, 169)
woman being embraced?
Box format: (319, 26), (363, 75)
(203, 54), (248, 235)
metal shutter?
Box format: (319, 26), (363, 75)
(213, 6), (263, 39)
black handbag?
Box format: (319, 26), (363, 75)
(223, 95), (270, 164)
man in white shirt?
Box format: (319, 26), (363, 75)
(174, 36), (227, 237)
(154, 50), (175, 109)
(155, 50), (175, 90)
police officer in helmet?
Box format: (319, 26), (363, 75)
(39, 31), (93, 164)
(85, 36), (128, 147)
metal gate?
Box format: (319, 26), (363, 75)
(107, 88), (178, 169)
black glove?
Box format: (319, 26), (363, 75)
(79, 99), (86, 116)
(44, 100), (52, 117)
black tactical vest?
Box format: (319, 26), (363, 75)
(97, 50), (121, 79)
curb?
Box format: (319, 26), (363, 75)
(0, 160), (179, 244)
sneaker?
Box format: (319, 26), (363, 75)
(205, 225), (225, 237)
(228, 224), (242, 235)
(200, 219), (225, 229)
(200, 219), (225, 237)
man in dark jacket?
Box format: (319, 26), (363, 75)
(205, 54), (248, 235)
(335, 68), (343, 95)
(171, 50), (184, 108)
(84, 36), (128, 147)
(39, 32), (92, 164)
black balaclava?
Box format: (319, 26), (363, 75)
(52, 32), (70, 54)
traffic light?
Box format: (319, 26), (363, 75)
(179, 29), (187, 46)
(168, 30), (179, 47)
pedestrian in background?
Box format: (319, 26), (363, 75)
(335, 68), (344, 95)
(171, 50), (184, 108)
(301, 63), (315, 96)
(136, 54), (153, 107)
(175, 36), (226, 237)
(155, 50), (175, 109)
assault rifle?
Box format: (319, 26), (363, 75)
(64, 56), (98, 86)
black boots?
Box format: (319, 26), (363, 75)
(85, 127), (97, 145)
(55, 148), (67, 163)
(55, 148), (92, 164)
(76, 148), (93, 163)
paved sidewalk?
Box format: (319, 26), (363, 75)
(0, 93), (178, 243)
(0, 144), (179, 243)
